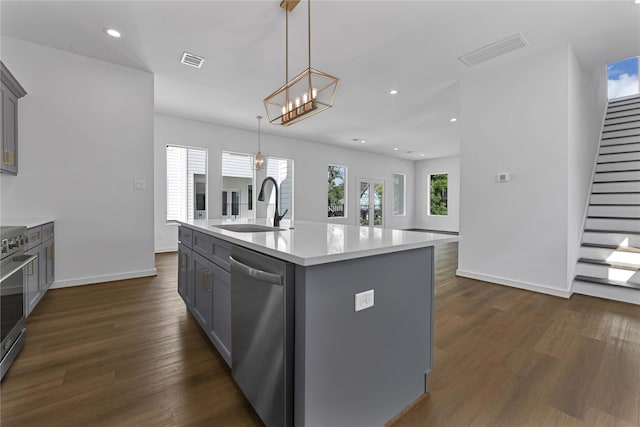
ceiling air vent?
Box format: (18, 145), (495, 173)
(458, 33), (529, 67)
(180, 52), (205, 69)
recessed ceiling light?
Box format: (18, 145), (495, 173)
(420, 153), (425, 157)
(393, 148), (399, 151)
(389, 90), (398, 95)
(352, 138), (366, 144)
(104, 27), (121, 38)
(450, 118), (458, 122)
(360, 140), (366, 144)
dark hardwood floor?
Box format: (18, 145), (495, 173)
(2, 244), (639, 426)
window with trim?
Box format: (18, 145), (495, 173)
(328, 165), (347, 218)
(166, 145), (207, 222)
(393, 173), (405, 216)
(428, 173), (448, 216)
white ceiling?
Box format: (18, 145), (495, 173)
(2, 1), (639, 160)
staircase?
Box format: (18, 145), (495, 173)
(574, 94), (640, 291)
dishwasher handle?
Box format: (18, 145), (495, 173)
(229, 255), (283, 286)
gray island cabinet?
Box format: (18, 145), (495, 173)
(177, 219), (457, 427)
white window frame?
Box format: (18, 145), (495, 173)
(427, 172), (449, 217)
(166, 144), (208, 223)
(328, 164), (348, 219)
(392, 173), (406, 216)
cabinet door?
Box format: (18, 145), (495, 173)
(41, 240), (54, 289)
(211, 263), (231, 365)
(178, 244), (192, 307)
(191, 252), (212, 332)
(25, 251), (40, 317)
(1, 87), (18, 175)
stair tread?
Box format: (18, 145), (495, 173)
(587, 216), (640, 220)
(597, 159), (640, 165)
(601, 140), (640, 147)
(574, 275), (640, 290)
(603, 126), (640, 134)
(598, 149), (640, 154)
(589, 203), (640, 206)
(593, 179), (640, 183)
(591, 191), (640, 195)
(581, 243), (640, 253)
(595, 169), (640, 173)
(584, 228), (640, 235)
(578, 258), (640, 270)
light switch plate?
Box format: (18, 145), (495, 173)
(134, 179), (146, 190)
(355, 289), (374, 312)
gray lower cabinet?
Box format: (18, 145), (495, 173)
(178, 226), (231, 366)
(1, 61), (27, 175)
(177, 243), (192, 306)
(25, 222), (55, 317)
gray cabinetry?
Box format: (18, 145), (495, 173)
(0, 61), (27, 175)
(177, 243), (192, 306)
(24, 222), (55, 317)
(178, 225), (231, 366)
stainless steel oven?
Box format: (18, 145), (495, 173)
(1, 226), (35, 381)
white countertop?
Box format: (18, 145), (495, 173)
(178, 219), (458, 266)
(1, 217), (55, 229)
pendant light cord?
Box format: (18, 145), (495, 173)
(308, 0), (311, 71)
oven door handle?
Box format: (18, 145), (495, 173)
(0, 255), (37, 284)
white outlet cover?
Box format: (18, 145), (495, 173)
(496, 172), (511, 183)
(355, 289), (374, 312)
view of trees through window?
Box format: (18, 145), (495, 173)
(429, 173), (448, 216)
(328, 165), (346, 218)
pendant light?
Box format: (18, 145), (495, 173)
(263, 0), (339, 126)
(254, 115), (267, 170)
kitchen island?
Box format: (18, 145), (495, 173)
(177, 219), (457, 427)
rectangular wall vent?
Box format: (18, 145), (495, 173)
(180, 52), (205, 68)
(458, 33), (529, 67)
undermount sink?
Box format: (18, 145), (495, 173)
(212, 224), (283, 233)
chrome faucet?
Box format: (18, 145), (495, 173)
(258, 177), (288, 227)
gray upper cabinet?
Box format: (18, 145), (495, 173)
(0, 61), (27, 175)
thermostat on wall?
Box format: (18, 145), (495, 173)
(497, 172), (511, 183)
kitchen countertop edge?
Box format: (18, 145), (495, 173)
(177, 219), (458, 266)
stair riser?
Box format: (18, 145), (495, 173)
(575, 264), (640, 284)
(594, 170), (640, 181)
(605, 116), (640, 126)
(602, 136), (640, 146)
(580, 247), (640, 264)
(602, 128), (640, 139)
(608, 102), (640, 113)
(600, 143), (640, 155)
(590, 193), (640, 204)
(607, 108), (640, 119)
(585, 218), (640, 232)
(596, 160), (640, 172)
(588, 205), (640, 217)
(583, 232), (640, 247)
(592, 181), (640, 193)
(603, 121), (640, 132)
(598, 152), (640, 163)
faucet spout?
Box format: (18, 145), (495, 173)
(258, 177), (288, 227)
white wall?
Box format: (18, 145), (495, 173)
(458, 46), (571, 297)
(154, 113), (416, 252)
(567, 45), (609, 286)
(0, 37), (156, 287)
(414, 155), (460, 232)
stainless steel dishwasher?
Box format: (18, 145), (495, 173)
(229, 245), (294, 427)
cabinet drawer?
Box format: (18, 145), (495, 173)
(27, 226), (42, 250)
(192, 229), (231, 272)
(179, 226), (193, 248)
(211, 238), (231, 272)
(42, 222), (54, 242)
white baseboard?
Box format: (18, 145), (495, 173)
(572, 280), (640, 305)
(456, 269), (571, 298)
(155, 246), (178, 253)
(50, 268), (158, 289)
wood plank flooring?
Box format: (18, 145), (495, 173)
(2, 246), (639, 426)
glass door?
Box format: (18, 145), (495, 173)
(359, 180), (384, 227)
